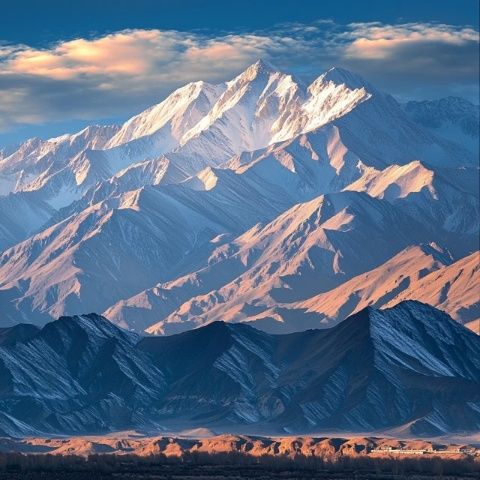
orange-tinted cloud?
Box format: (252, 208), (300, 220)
(0, 21), (477, 133)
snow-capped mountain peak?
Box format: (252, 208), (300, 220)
(234, 58), (278, 80)
(316, 66), (374, 92)
(179, 60), (304, 153)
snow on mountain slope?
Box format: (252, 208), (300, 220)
(403, 97), (479, 153)
(198, 61), (473, 169)
(0, 137), (47, 184)
(0, 81), (222, 202)
(0, 143), (20, 163)
(0, 126), (120, 193)
(85, 82), (228, 182)
(0, 126), (125, 219)
(143, 191), (432, 335)
(383, 251), (480, 328)
(106, 81), (225, 147)
(179, 60), (307, 155)
(44, 156), (185, 229)
(1, 302), (479, 436)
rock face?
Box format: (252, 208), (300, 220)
(0, 301), (479, 437)
(1, 434), (476, 458)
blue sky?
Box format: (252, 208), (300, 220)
(0, 0), (478, 145)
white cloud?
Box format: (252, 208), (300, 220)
(0, 21), (477, 133)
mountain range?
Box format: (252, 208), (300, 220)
(0, 60), (478, 336)
(0, 301), (479, 437)
(0, 61), (479, 439)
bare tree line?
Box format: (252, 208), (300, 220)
(0, 450), (479, 478)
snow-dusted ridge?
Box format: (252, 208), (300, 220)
(0, 301), (479, 437)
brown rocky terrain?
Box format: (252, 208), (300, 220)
(1, 434), (478, 459)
